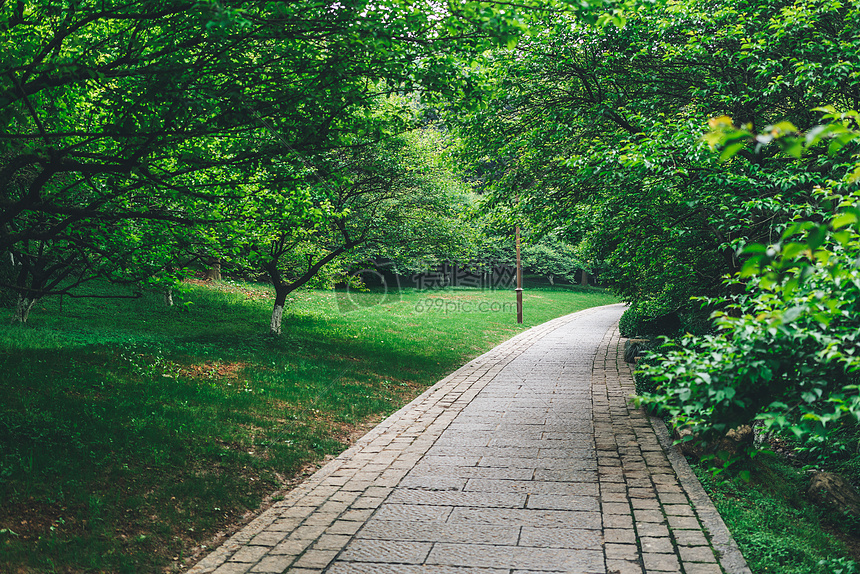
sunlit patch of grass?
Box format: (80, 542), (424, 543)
(0, 280), (616, 572)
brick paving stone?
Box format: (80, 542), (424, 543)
(667, 515), (701, 529)
(311, 533), (352, 550)
(628, 487), (657, 499)
(606, 543), (639, 560)
(328, 565), (509, 574)
(683, 563), (724, 574)
(426, 543), (605, 571)
(602, 492), (630, 503)
(386, 489), (526, 507)
(357, 520), (519, 545)
(291, 549), (338, 568)
(267, 518), (302, 532)
(605, 559), (644, 574)
(227, 546), (269, 563)
(640, 536), (674, 553)
(248, 555), (295, 572)
(519, 526), (602, 548)
(672, 529), (709, 546)
(658, 493), (689, 505)
(678, 545), (719, 563)
(663, 504), (696, 516)
(270, 537), (310, 555)
(636, 523), (671, 538)
(603, 502), (633, 514)
(634, 509), (667, 523)
(186, 305), (750, 574)
(450, 507), (603, 528)
(603, 514), (635, 529)
(338, 539), (432, 563)
(642, 552), (681, 572)
(465, 479), (597, 495)
(604, 528), (636, 544)
(526, 495), (599, 511)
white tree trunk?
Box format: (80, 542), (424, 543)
(547, 274), (555, 285)
(13, 296), (37, 323)
(163, 289), (174, 307)
(270, 304), (284, 335)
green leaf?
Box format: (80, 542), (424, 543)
(832, 210), (859, 230)
(719, 142), (746, 161)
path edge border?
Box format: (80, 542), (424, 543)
(649, 414), (752, 574)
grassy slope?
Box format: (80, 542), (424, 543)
(0, 281), (616, 573)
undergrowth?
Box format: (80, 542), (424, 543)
(694, 453), (860, 574)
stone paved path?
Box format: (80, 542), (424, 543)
(187, 304), (749, 574)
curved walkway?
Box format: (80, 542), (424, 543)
(187, 304), (749, 574)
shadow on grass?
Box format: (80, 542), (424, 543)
(0, 281), (617, 572)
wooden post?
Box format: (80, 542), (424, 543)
(516, 224), (523, 324)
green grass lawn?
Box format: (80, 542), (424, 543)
(0, 280), (616, 573)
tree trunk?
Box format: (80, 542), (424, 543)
(13, 295), (37, 323)
(580, 269), (589, 287)
(547, 274), (555, 285)
(270, 284), (289, 335)
(204, 260), (221, 282)
(163, 289), (174, 307)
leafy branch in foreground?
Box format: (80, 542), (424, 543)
(636, 111), (860, 467)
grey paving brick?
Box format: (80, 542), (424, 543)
(328, 565), (509, 574)
(518, 526), (602, 548)
(682, 563), (724, 574)
(526, 495), (600, 511)
(427, 543), (605, 571)
(398, 476), (467, 490)
(603, 514), (634, 529)
(604, 559), (644, 574)
(249, 555), (295, 572)
(372, 503), (453, 522)
(212, 563), (251, 574)
(270, 537), (311, 555)
(532, 469), (598, 482)
(667, 514), (700, 529)
(642, 552), (681, 572)
(291, 548), (338, 569)
(449, 507), (602, 528)
(228, 545), (270, 563)
(356, 520), (519, 544)
(640, 536), (674, 553)
(339, 539), (433, 563)
(678, 545), (718, 563)
(465, 479), (598, 496)
(672, 529), (709, 546)
(605, 543), (639, 560)
(386, 489), (526, 507)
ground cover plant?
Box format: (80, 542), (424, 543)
(693, 456), (860, 574)
(0, 280), (616, 573)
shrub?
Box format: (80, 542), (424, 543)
(636, 198), (860, 451)
(619, 300), (681, 338)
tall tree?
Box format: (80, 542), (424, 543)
(453, 0), (859, 333)
(0, 0), (523, 320)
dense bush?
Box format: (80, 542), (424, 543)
(637, 190), (860, 448)
(619, 300), (681, 338)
